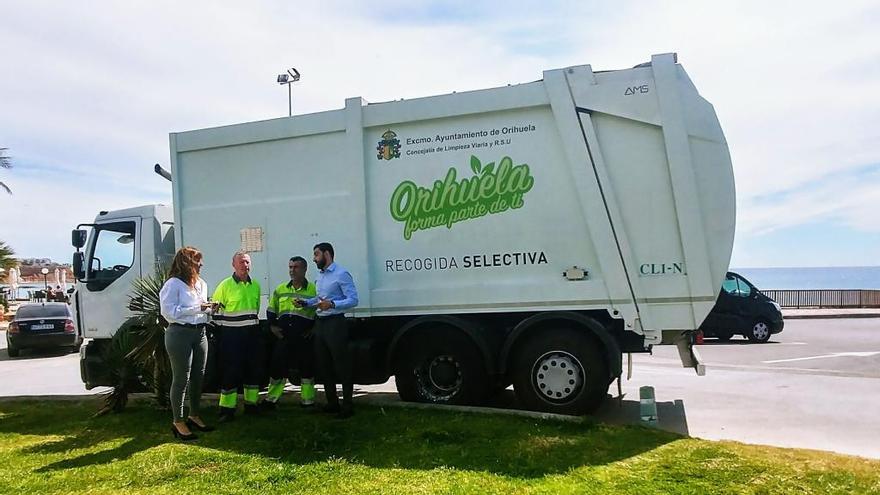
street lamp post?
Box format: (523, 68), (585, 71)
(277, 68), (301, 117)
(41, 267), (49, 291)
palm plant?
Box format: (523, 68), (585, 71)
(124, 265), (172, 408)
(97, 265), (172, 415)
(95, 322), (138, 415)
(0, 148), (12, 195)
(0, 241), (15, 271)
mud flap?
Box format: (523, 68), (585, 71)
(663, 330), (706, 376)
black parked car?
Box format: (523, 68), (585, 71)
(5, 303), (81, 357)
(700, 272), (784, 343)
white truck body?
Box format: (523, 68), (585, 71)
(76, 53), (734, 414)
(170, 53), (733, 341)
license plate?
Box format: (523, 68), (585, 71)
(31, 324), (55, 330)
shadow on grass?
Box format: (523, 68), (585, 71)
(0, 394), (684, 478)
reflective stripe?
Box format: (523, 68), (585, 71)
(301, 378), (315, 404)
(214, 319), (259, 328)
(219, 391), (237, 408)
(267, 379), (285, 402)
(243, 386), (259, 404)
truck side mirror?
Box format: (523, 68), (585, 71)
(72, 229), (88, 249)
(73, 252), (85, 280)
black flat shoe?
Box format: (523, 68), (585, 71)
(186, 418), (215, 432)
(171, 425), (198, 441)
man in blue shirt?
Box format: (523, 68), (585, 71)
(295, 242), (359, 418)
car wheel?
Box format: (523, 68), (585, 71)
(747, 320), (772, 343)
(512, 327), (609, 415)
(394, 328), (489, 406)
(7, 345), (20, 358)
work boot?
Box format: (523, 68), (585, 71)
(337, 403), (354, 419)
(322, 403), (341, 414)
(259, 400), (277, 412)
(244, 403), (262, 416)
(217, 407), (236, 423)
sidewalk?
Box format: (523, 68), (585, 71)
(782, 308), (880, 319)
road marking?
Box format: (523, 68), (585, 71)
(763, 352), (880, 364)
(632, 362), (879, 378)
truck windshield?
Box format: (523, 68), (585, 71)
(88, 221), (136, 285)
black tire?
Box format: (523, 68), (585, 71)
(511, 327), (609, 415)
(747, 320), (772, 343)
(394, 328), (489, 406)
(7, 345), (20, 358)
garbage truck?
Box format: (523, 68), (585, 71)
(73, 53), (734, 415)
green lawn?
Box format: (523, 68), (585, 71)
(0, 398), (877, 494)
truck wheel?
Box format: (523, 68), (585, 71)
(512, 327), (608, 415)
(7, 345), (20, 358)
(394, 329), (489, 406)
(747, 320), (771, 343)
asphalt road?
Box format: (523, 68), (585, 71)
(1, 318), (878, 458)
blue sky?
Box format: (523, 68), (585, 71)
(1, 0), (879, 267)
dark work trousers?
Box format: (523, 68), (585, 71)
(217, 324), (264, 394)
(313, 314), (352, 407)
(269, 318), (315, 380)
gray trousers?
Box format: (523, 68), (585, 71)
(165, 324), (208, 422)
(313, 315), (353, 406)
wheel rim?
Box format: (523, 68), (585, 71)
(414, 354), (462, 402)
(532, 351), (584, 404)
(753, 322), (770, 340)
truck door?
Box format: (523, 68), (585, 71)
(77, 218), (142, 338)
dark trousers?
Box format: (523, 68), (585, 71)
(313, 315), (352, 407)
(269, 319), (315, 380)
(217, 325), (264, 394)
(165, 324), (207, 422)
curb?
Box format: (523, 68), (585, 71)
(354, 395), (587, 423)
(0, 392), (588, 424)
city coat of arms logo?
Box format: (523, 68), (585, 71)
(376, 130), (401, 160)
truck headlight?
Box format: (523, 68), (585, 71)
(771, 301), (781, 313)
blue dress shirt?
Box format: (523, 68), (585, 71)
(304, 262), (359, 317)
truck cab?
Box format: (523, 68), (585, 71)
(73, 204), (174, 388)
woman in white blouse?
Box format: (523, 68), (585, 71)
(159, 246), (217, 440)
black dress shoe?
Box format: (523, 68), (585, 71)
(171, 425), (198, 441)
(186, 418), (215, 432)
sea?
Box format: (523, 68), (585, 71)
(731, 266), (880, 290)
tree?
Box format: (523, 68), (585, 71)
(0, 241), (16, 271)
(0, 148), (11, 194)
